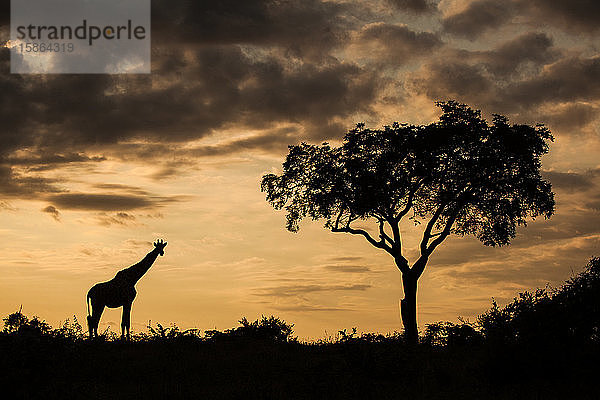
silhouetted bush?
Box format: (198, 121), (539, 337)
(423, 320), (482, 347)
(137, 322), (201, 342)
(206, 315), (295, 343)
(2, 307), (52, 337)
(477, 257), (600, 347)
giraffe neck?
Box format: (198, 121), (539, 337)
(122, 248), (160, 285)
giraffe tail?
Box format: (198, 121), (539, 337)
(86, 291), (91, 317)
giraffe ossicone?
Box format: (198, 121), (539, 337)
(86, 239), (167, 339)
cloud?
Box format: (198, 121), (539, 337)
(151, 0), (354, 59)
(523, 0), (600, 33)
(0, 200), (15, 211)
(387, 0), (438, 13)
(6, 152), (106, 168)
(96, 212), (137, 227)
(271, 304), (349, 312)
(442, 0), (515, 39)
(542, 170), (595, 193)
(92, 184), (150, 196)
(501, 56), (600, 109)
(430, 233), (600, 290)
(0, 165), (64, 196)
(1, 0), (598, 221)
(41, 205), (61, 222)
(482, 32), (558, 78)
(355, 23), (443, 66)
(255, 283), (372, 298)
(47, 193), (175, 211)
(327, 256), (366, 263)
(441, 0), (600, 39)
(409, 34), (600, 119)
(0, 43), (376, 160)
(411, 58), (492, 105)
(539, 103), (599, 133)
(323, 264), (371, 273)
(124, 239), (153, 247)
(183, 127), (307, 159)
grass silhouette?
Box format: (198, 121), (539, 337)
(3, 258), (600, 399)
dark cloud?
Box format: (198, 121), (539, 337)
(441, 0), (600, 39)
(0, 165), (64, 196)
(47, 193), (176, 211)
(1, 44), (375, 153)
(501, 56), (600, 109)
(442, 0), (514, 39)
(412, 33), (557, 104)
(387, 0), (437, 13)
(523, 0), (600, 33)
(151, 0), (353, 59)
(356, 23), (443, 65)
(411, 59), (492, 105)
(1, 0), (598, 216)
(483, 32), (557, 77)
(542, 171), (595, 193)
(6, 153), (106, 167)
(41, 205), (61, 222)
(0, 2), (358, 202)
(0, 43), (377, 196)
(540, 103), (599, 133)
(410, 35), (600, 119)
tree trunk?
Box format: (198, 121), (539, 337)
(401, 272), (418, 345)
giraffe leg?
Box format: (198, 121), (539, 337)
(90, 302), (105, 338)
(87, 315), (93, 338)
(122, 302), (132, 340)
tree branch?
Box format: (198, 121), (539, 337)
(377, 218), (395, 247)
(426, 209), (461, 255)
(420, 186), (472, 256)
(331, 211), (394, 255)
(420, 200), (449, 255)
(396, 178), (425, 220)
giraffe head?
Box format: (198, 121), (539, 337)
(153, 239), (167, 256)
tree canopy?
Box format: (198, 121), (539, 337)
(262, 101), (554, 268)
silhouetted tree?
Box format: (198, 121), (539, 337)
(261, 101), (555, 344)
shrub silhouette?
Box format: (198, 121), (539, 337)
(139, 321), (200, 342)
(2, 307), (52, 337)
(206, 315), (295, 343)
(423, 320), (482, 347)
(478, 256), (600, 346)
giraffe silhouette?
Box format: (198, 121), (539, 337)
(86, 239), (167, 339)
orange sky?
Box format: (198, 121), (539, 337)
(1, 0), (600, 339)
